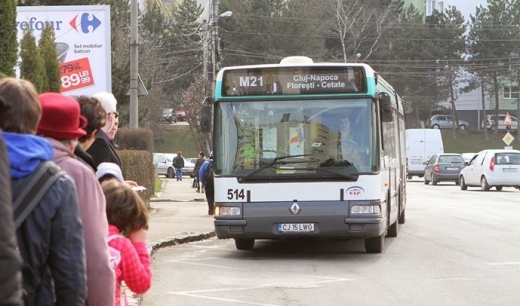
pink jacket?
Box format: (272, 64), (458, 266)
(48, 138), (115, 306)
(108, 225), (152, 306)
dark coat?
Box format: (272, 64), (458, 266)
(0, 136), (24, 305)
(74, 145), (97, 172)
(172, 155), (184, 169)
(86, 131), (121, 167)
(193, 157), (205, 173)
(12, 168), (87, 305)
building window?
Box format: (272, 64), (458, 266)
(504, 86), (519, 99)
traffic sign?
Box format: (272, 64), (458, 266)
(504, 112), (513, 126)
(503, 132), (514, 146)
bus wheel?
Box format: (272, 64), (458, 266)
(235, 238), (255, 250)
(387, 197), (398, 237)
(387, 220), (398, 238)
(365, 234), (383, 253)
(399, 207), (406, 224)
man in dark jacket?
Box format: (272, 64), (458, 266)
(0, 77), (87, 305)
(0, 133), (24, 305)
(87, 92), (121, 167)
(172, 151), (185, 181)
(193, 151), (205, 192)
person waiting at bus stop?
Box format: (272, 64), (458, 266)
(199, 154), (215, 215)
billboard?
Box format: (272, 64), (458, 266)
(16, 5), (111, 95)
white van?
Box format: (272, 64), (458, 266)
(406, 129), (444, 179)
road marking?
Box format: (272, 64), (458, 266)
(168, 292), (282, 306)
(488, 262), (520, 266)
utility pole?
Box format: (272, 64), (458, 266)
(129, 0), (139, 128)
(211, 0), (218, 81)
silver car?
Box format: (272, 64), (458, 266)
(429, 114), (470, 130)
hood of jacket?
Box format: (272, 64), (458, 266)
(1, 131), (54, 179)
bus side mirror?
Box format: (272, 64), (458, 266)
(379, 92), (392, 122)
(200, 97), (213, 134)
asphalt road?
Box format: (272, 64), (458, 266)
(142, 179), (520, 306)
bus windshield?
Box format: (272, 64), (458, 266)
(214, 98), (377, 179)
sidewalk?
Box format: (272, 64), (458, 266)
(127, 176), (216, 305)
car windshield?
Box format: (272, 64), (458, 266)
(438, 155), (464, 164)
(213, 98), (378, 180)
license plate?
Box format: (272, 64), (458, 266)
(411, 159), (422, 164)
(503, 168), (518, 172)
(446, 167), (458, 171)
(278, 223), (314, 233)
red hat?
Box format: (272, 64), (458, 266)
(37, 92), (87, 140)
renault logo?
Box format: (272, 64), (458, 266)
(290, 202), (301, 215)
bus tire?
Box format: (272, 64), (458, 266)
(365, 234), (384, 253)
(387, 219), (398, 238)
(399, 206), (406, 224)
(387, 196), (398, 238)
(235, 238), (255, 250)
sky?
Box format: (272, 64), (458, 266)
(448, 0), (488, 22)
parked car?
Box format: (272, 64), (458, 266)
(153, 153), (175, 178)
(424, 153), (466, 185)
(481, 114), (518, 130)
(175, 110), (187, 121)
(428, 114), (470, 130)
(459, 149), (520, 191)
(162, 108), (176, 124)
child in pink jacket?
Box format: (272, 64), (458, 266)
(102, 179), (152, 305)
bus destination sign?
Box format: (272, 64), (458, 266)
(222, 66), (366, 96)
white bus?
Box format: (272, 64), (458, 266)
(209, 56), (406, 253)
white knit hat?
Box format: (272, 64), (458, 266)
(96, 162), (124, 182)
(93, 92), (117, 114)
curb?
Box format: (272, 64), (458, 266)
(149, 198), (206, 202)
(150, 231), (216, 255)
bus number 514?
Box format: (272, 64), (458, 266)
(239, 76), (263, 87)
(227, 189), (245, 200)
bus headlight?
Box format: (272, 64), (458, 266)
(216, 206), (241, 216)
(351, 205), (381, 215)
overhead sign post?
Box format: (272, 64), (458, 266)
(16, 5), (111, 95)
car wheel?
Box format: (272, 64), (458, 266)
(480, 176), (490, 191)
(432, 124), (440, 129)
(460, 176), (467, 190)
(459, 124), (466, 130)
(235, 238), (255, 250)
(496, 186), (503, 191)
(365, 234), (384, 253)
(166, 167), (174, 178)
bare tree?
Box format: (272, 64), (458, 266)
(327, 0), (397, 62)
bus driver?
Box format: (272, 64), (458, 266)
(339, 116), (363, 168)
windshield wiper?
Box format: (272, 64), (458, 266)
(299, 166), (359, 180)
(241, 154), (312, 180)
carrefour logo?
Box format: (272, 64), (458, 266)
(69, 13), (101, 34)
